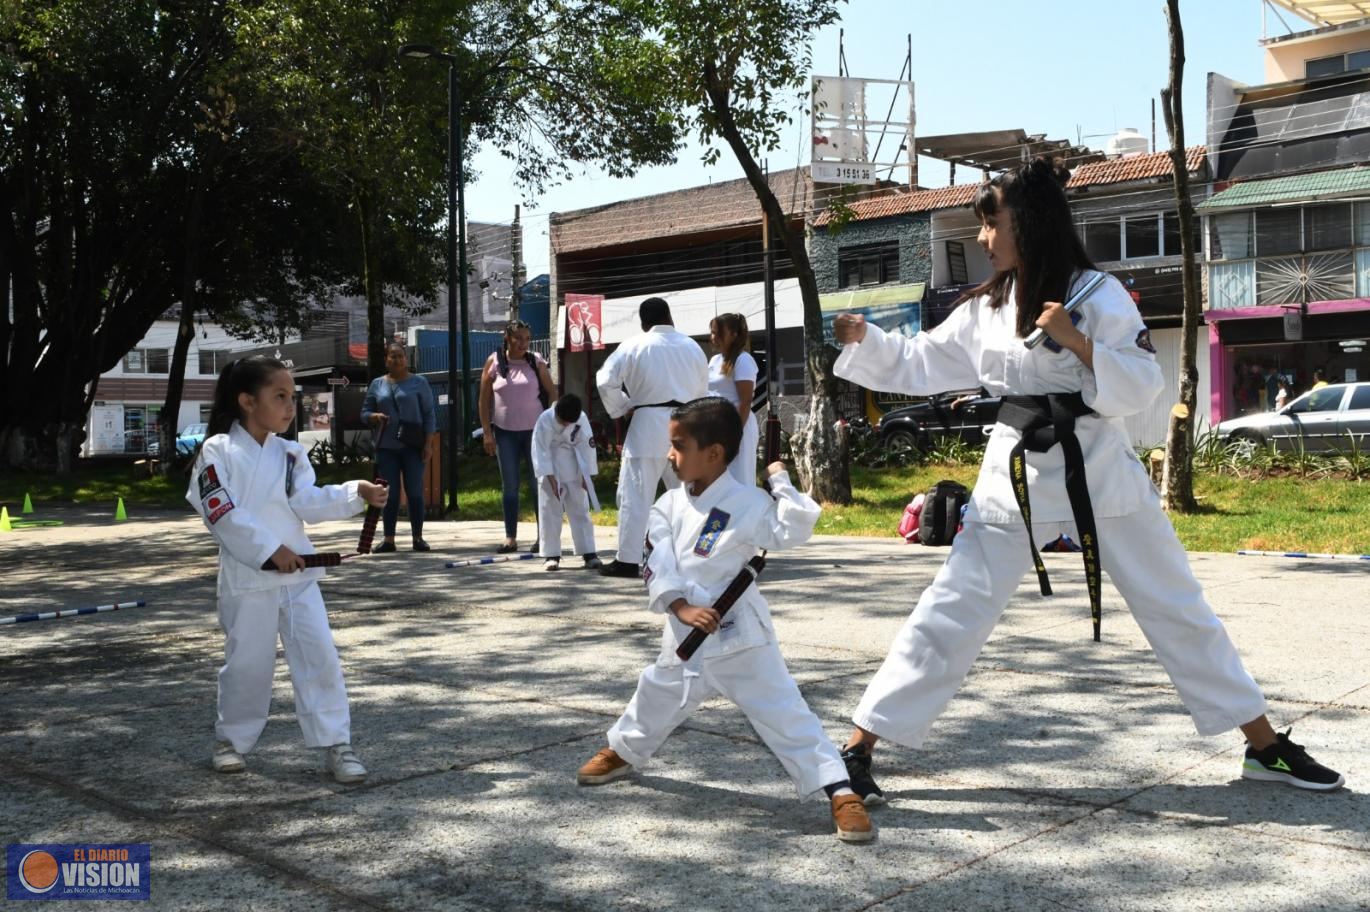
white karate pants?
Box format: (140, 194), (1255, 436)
(608, 643), (849, 800)
(537, 478), (598, 558)
(613, 456), (679, 564)
(727, 412), (760, 486)
(215, 579), (351, 753)
(854, 505), (1269, 748)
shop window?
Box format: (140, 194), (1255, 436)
(1162, 212), (1202, 257)
(145, 349), (170, 373)
(198, 349), (230, 375)
(1209, 212), (1253, 260)
(1356, 202), (1370, 246)
(1083, 219), (1121, 262)
(1306, 54), (1345, 78)
(1255, 209), (1301, 256)
(1209, 260), (1256, 308)
(1305, 203), (1352, 251)
(838, 242), (899, 288)
(945, 240), (968, 284)
(1124, 215), (1160, 258)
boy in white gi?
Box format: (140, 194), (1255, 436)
(186, 356), (388, 783)
(575, 397), (873, 843)
(595, 297), (709, 577)
(532, 394), (602, 571)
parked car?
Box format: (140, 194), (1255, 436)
(176, 422), (208, 456)
(878, 390), (1002, 452)
(1214, 382), (1370, 453)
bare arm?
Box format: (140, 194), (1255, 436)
(734, 379), (754, 424)
(536, 359), (557, 404)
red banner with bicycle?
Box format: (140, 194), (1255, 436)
(565, 293), (604, 352)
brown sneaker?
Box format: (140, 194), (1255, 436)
(831, 793), (874, 843)
(577, 747), (633, 785)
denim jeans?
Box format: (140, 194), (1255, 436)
(376, 445), (426, 540)
(493, 425), (534, 539)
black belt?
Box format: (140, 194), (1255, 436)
(638, 400), (684, 409)
(997, 393), (1104, 642)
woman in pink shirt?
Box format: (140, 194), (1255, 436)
(479, 321), (557, 552)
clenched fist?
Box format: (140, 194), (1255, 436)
(833, 312), (868, 345)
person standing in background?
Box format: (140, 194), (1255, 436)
(361, 342), (436, 552)
(707, 313), (760, 485)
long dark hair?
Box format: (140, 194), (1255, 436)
(206, 356), (290, 439)
(967, 157), (1095, 338)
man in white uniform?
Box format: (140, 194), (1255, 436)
(596, 297), (708, 576)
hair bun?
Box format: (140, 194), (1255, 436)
(1027, 155), (1072, 188)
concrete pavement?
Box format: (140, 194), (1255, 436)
(1, 505), (1366, 911)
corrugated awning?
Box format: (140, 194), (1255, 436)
(1196, 167), (1370, 210)
(1267, 1), (1370, 27)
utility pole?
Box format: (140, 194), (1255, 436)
(510, 204), (524, 323)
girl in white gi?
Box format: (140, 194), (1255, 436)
(708, 312), (760, 485)
(186, 357), (389, 783)
(575, 397), (874, 843)
(832, 158), (1344, 804)
(532, 394), (603, 571)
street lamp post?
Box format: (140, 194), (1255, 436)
(399, 43), (471, 516)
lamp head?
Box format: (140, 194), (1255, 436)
(399, 43), (454, 61)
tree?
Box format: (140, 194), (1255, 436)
(657, 0), (850, 504)
(1159, 0), (1201, 512)
(481, 0), (849, 501)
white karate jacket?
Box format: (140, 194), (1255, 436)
(596, 325), (708, 458)
(642, 470), (820, 667)
(835, 271), (1164, 524)
(530, 408), (601, 511)
(186, 422), (364, 594)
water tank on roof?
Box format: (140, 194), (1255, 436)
(1106, 127), (1150, 159)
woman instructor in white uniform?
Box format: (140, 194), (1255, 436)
(832, 158), (1344, 804)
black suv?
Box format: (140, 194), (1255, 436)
(877, 390), (1001, 452)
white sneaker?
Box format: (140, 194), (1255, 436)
(212, 740), (246, 774)
(326, 743), (368, 784)
(543, 557), (560, 571)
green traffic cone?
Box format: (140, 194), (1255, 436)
(21, 493), (33, 514)
(0, 506), (11, 532)
(115, 497), (127, 521)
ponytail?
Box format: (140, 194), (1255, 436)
(190, 356), (289, 467)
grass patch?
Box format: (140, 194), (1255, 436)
(3, 457), (1366, 554)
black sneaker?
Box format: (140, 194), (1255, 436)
(1242, 730), (1345, 791)
(840, 744), (886, 806)
(598, 560), (640, 578)
(373, 540), (397, 554)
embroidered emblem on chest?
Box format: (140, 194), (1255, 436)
(693, 508), (731, 557)
(1135, 328), (1157, 354)
(285, 453), (297, 497)
(197, 464), (223, 500)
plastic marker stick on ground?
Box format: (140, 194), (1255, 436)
(444, 553), (539, 569)
(0, 600), (148, 626)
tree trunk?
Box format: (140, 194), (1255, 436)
(1159, 0), (1201, 513)
(700, 61), (851, 504)
(159, 303), (197, 472)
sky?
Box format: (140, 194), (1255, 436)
(461, 0), (1288, 277)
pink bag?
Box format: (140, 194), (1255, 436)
(897, 493), (926, 543)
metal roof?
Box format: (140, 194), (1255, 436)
(1196, 166), (1370, 209)
(1267, 1), (1370, 27)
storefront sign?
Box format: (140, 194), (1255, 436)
(1283, 308), (1302, 341)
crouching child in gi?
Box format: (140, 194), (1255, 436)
(532, 394), (603, 571)
(575, 397), (873, 843)
(186, 356), (388, 783)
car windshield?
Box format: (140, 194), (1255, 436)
(183, 424), (206, 436)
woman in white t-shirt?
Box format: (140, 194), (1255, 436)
(707, 313), (759, 485)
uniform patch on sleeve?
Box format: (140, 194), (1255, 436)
(204, 492), (235, 525)
(1135, 329), (1157, 354)
(693, 508), (731, 557)
(198, 464), (223, 500)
